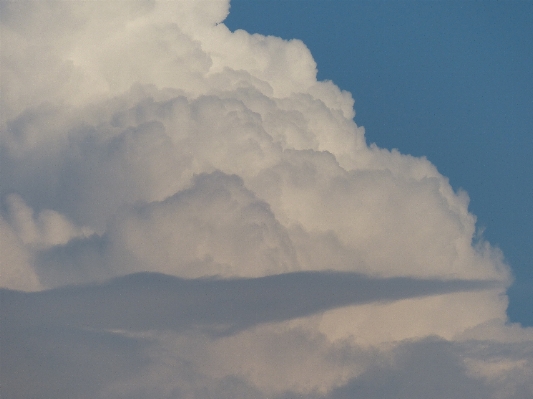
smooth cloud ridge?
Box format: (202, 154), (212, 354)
(1, 271), (498, 334)
(1, 0), (532, 398)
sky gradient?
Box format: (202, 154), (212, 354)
(1, 1), (532, 398)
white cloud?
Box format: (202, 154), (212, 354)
(1, 0), (531, 398)
(106, 171), (299, 278)
(6, 193), (93, 249)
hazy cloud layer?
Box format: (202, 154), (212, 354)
(2, 271), (498, 334)
(1, 0), (532, 397)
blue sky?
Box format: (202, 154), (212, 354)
(225, 0), (533, 326)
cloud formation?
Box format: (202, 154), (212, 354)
(1, 0), (532, 398)
(2, 271), (497, 335)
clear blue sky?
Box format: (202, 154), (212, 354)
(225, 0), (533, 326)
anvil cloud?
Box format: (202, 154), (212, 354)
(1, 1), (532, 398)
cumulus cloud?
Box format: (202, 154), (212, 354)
(1, 0), (532, 398)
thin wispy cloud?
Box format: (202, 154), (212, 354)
(1, 1), (532, 398)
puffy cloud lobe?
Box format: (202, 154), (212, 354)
(0, 0), (531, 398)
(2, 92), (506, 282)
(107, 172), (299, 279)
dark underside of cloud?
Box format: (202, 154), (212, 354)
(0, 271), (504, 399)
(277, 339), (497, 399)
(1, 270), (497, 335)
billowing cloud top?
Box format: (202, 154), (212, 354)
(1, 1), (532, 398)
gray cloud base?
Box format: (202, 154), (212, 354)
(0, 272), (521, 399)
(2, 271), (498, 334)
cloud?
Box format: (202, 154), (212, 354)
(0, 213), (41, 291)
(2, 289), (532, 398)
(1, 271), (497, 335)
(0, 0), (532, 398)
(326, 338), (532, 399)
(0, 324), (148, 399)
